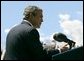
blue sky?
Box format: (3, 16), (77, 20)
(1, 1), (83, 50)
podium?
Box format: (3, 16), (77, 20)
(52, 46), (83, 60)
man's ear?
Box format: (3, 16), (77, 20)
(29, 13), (34, 19)
(32, 12), (36, 17)
(32, 14), (35, 20)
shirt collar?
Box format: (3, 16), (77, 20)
(23, 20), (33, 27)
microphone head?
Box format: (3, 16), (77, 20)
(53, 33), (67, 42)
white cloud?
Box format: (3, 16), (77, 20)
(59, 14), (70, 21)
(59, 14), (83, 47)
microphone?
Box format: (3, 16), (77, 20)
(53, 33), (76, 49)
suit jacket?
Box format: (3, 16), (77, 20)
(4, 21), (59, 60)
(3, 21), (59, 60)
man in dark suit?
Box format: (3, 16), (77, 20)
(4, 6), (48, 60)
(3, 6), (68, 60)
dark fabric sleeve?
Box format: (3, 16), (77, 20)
(47, 49), (60, 57)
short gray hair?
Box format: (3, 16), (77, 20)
(23, 6), (42, 20)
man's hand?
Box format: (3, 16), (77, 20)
(60, 44), (69, 52)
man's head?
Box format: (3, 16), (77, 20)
(23, 6), (43, 28)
